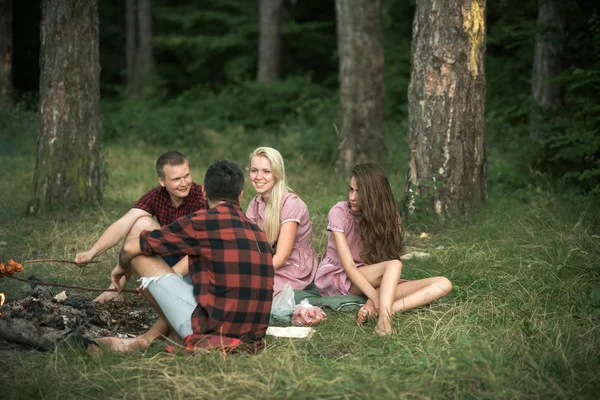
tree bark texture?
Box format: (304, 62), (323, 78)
(406, 0), (487, 216)
(135, 0), (153, 90)
(29, 0), (101, 214)
(126, 0), (136, 86)
(0, 0), (13, 107)
(532, 0), (564, 107)
(336, 0), (385, 174)
(530, 0), (564, 136)
(257, 0), (284, 82)
(126, 0), (153, 93)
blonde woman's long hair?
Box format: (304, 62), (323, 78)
(249, 147), (290, 244)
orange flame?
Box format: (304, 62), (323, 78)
(0, 293), (5, 316)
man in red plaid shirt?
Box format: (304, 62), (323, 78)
(96, 160), (274, 353)
(75, 151), (208, 303)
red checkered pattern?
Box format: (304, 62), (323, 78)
(139, 203), (274, 344)
(133, 182), (208, 226)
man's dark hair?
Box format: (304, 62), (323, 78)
(156, 151), (187, 179)
(204, 160), (244, 203)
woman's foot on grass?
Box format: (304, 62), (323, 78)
(375, 317), (392, 335)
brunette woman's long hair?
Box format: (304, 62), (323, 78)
(351, 163), (403, 264)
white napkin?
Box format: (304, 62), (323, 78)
(266, 326), (315, 339)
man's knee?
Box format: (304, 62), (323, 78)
(127, 216), (159, 240)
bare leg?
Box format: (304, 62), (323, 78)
(94, 216), (158, 303)
(391, 277), (452, 313)
(95, 251), (181, 353)
(349, 259), (403, 335)
(375, 261), (402, 335)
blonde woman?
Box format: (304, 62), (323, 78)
(246, 147), (318, 295)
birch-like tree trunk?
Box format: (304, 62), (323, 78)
(336, 0), (385, 174)
(406, 0), (487, 216)
(28, 0), (101, 214)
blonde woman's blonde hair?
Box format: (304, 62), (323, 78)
(249, 147), (289, 243)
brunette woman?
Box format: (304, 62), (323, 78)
(314, 163), (452, 335)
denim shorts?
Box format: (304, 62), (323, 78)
(138, 274), (196, 338)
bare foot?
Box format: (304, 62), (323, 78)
(94, 291), (124, 304)
(375, 317), (393, 336)
(357, 300), (378, 326)
(95, 337), (151, 353)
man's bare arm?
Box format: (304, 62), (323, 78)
(75, 208), (151, 264)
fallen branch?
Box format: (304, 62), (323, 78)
(0, 272), (139, 294)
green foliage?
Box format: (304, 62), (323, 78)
(533, 11), (600, 190)
(102, 76), (339, 167)
(150, 0), (337, 92)
(485, 1), (600, 193)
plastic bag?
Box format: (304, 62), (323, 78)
(270, 283), (296, 322)
(291, 299), (327, 326)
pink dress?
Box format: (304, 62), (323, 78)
(314, 201), (365, 296)
(246, 192), (318, 295)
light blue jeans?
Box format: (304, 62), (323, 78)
(138, 274), (196, 338)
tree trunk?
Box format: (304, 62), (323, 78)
(126, 0), (153, 94)
(257, 0), (284, 82)
(135, 0), (153, 91)
(336, 0), (385, 174)
(406, 0), (487, 216)
(125, 0), (136, 87)
(0, 0), (13, 108)
(28, 0), (102, 214)
(530, 0), (564, 136)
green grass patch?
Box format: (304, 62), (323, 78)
(0, 107), (599, 399)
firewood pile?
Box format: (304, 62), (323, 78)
(0, 286), (158, 351)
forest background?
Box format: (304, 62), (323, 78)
(0, 0), (599, 398)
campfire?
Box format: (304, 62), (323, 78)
(0, 292), (5, 316)
(0, 259), (157, 351)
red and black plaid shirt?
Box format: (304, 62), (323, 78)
(139, 203), (274, 345)
(133, 182), (208, 226)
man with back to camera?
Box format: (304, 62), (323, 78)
(95, 159), (274, 353)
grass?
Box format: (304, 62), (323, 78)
(0, 109), (599, 399)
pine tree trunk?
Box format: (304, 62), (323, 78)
(28, 0), (102, 214)
(257, 0), (284, 82)
(0, 0), (13, 108)
(406, 0), (487, 216)
(336, 0), (385, 174)
(135, 0), (153, 92)
(125, 0), (136, 88)
(530, 0), (564, 137)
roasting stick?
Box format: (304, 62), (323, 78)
(0, 272), (139, 294)
(23, 259), (99, 265)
